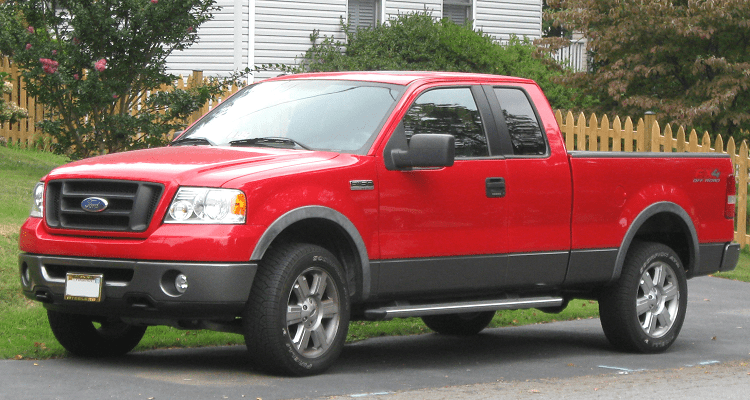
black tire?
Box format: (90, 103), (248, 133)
(47, 310), (146, 357)
(422, 311), (496, 335)
(598, 241), (688, 353)
(243, 243), (350, 376)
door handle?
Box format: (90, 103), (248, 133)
(486, 177), (505, 198)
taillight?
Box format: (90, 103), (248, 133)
(725, 174), (736, 219)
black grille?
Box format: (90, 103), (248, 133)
(45, 180), (164, 232)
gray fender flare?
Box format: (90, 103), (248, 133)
(250, 206), (372, 300)
(611, 201), (699, 283)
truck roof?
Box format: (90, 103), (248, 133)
(263, 70), (537, 86)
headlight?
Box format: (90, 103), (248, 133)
(30, 182), (44, 218)
(164, 187), (246, 224)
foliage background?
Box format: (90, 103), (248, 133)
(0, 0), (233, 159)
(541, 0), (750, 142)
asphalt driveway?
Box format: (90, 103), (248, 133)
(2, 276), (749, 400)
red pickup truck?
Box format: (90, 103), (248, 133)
(19, 71), (739, 376)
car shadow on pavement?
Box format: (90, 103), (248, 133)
(92, 321), (612, 377)
(332, 322), (611, 373)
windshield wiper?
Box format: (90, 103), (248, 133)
(229, 137), (311, 150)
(171, 136), (216, 146)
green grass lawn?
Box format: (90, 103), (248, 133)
(0, 145), (745, 360)
(714, 246), (750, 282)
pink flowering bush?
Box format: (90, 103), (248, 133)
(39, 58), (59, 74)
(0, 0), (229, 159)
(94, 58), (107, 72)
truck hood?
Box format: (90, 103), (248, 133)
(46, 146), (340, 186)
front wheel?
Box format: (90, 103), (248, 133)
(422, 311), (495, 335)
(243, 243), (350, 376)
(599, 242), (688, 353)
(47, 310), (146, 357)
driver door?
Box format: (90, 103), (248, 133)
(376, 86), (509, 298)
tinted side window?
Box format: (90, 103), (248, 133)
(402, 88), (489, 158)
(493, 88), (546, 156)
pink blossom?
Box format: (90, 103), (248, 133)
(113, 94), (118, 99)
(73, 74), (80, 80)
(27, 26), (35, 34)
(52, 50), (57, 56)
(94, 58), (107, 72)
(187, 26), (194, 33)
(39, 58), (59, 74)
(151, 0), (158, 3)
(73, 37), (80, 45)
(25, 43), (32, 50)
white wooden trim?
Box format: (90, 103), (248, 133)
(380, 0), (386, 25)
(234, 0), (243, 70)
(248, 0), (255, 80)
(471, 0), (476, 29)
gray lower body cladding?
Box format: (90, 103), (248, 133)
(19, 254), (257, 319)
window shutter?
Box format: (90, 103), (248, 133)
(443, 4), (468, 25)
(349, 0), (377, 30)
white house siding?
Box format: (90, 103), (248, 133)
(165, 0), (250, 76)
(164, 0), (542, 78)
(254, 0), (347, 80)
(474, 0), (542, 42)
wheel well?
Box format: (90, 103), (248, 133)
(268, 218), (363, 302)
(631, 212), (693, 273)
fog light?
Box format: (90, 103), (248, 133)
(21, 264), (31, 287)
(175, 274), (189, 294)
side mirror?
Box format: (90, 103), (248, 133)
(171, 130), (184, 141)
(391, 134), (455, 170)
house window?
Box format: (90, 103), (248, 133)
(443, 0), (472, 26)
(349, 0), (380, 30)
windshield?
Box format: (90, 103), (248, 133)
(177, 79), (405, 154)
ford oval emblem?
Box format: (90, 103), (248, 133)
(81, 197), (109, 213)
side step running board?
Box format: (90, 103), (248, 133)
(364, 296), (564, 320)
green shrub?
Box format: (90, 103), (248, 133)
(296, 12), (590, 110)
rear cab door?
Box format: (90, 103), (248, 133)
(482, 83), (573, 289)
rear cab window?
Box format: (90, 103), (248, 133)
(488, 87), (549, 157)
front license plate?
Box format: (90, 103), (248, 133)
(64, 273), (104, 302)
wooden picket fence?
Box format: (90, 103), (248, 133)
(1, 56), (243, 148)
(1, 56), (43, 147)
(556, 110), (750, 247)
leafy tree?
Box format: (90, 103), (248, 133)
(293, 12), (591, 111)
(542, 0), (750, 141)
(0, 0), (232, 159)
(542, 0), (568, 39)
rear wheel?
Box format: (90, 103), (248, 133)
(243, 243), (350, 376)
(422, 311), (495, 335)
(47, 310), (146, 357)
(599, 242), (687, 353)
